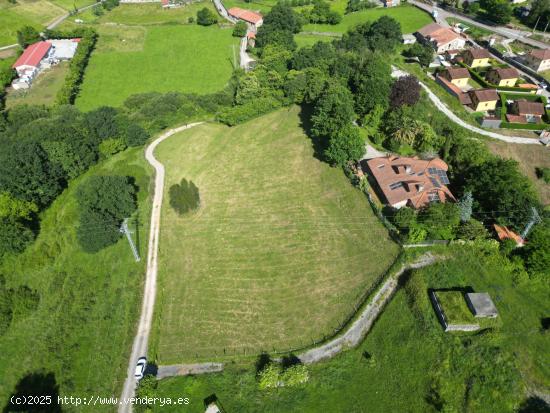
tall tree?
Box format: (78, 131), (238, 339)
(389, 75), (421, 108)
(16, 26), (40, 48)
(310, 80), (356, 140)
(324, 124), (365, 166)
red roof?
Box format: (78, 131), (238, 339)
(494, 224), (524, 245)
(247, 32), (256, 39)
(72, 38), (82, 43)
(228, 7), (263, 24)
(12, 41), (51, 69)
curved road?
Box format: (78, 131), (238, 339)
(392, 67), (542, 145)
(119, 122), (203, 413)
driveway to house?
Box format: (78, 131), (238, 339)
(118, 122), (203, 413)
(410, 0), (549, 49)
(299, 253), (438, 364)
(392, 67), (542, 145)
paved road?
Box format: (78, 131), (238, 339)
(410, 0), (549, 49)
(298, 253), (438, 364)
(392, 67), (542, 145)
(119, 123), (203, 413)
(46, 1), (105, 30)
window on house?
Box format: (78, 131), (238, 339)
(389, 182), (404, 190)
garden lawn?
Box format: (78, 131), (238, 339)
(150, 244), (549, 412)
(221, 0), (279, 15)
(152, 106), (400, 363)
(0, 0), (66, 46)
(302, 4), (433, 34)
(0, 148), (151, 412)
(295, 33), (338, 48)
(6, 61), (69, 108)
(97, 2), (218, 25)
(76, 24), (238, 111)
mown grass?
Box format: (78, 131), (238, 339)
(0, 148), (152, 412)
(221, 0), (278, 15)
(6, 61), (69, 108)
(0, 0), (66, 46)
(97, 2), (218, 25)
(152, 106), (400, 363)
(295, 33), (337, 48)
(302, 4), (433, 34)
(75, 24), (238, 110)
(150, 243), (550, 412)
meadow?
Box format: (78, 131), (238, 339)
(150, 244), (550, 412)
(302, 4), (433, 34)
(0, 148), (151, 412)
(152, 107), (400, 363)
(75, 24), (238, 110)
(6, 61), (69, 108)
(0, 0), (66, 46)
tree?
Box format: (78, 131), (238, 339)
(0, 141), (64, 208)
(527, 0), (550, 27)
(233, 21), (248, 37)
(521, 217), (550, 280)
(76, 176), (137, 252)
(324, 124), (365, 166)
(169, 178), (200, 215)
(0, 192), (38, 222)
(389, 75), (421, 108)
(480, 0), (512, 24)
(457, 191), (473, 222)
(366, 16), (402, 52)
(0, 218), (35, 258)
(255, 4), (301, 50)
(403, 43), (434, 67)
(457, 218), (489, 240)
(350, 54), (392, 116)
(418, 202), (460, 240)
(125, 123), (150, 147)
(462, 158), (539, 230)
(311, 80), (356, 140)
(99, 138), (127, 158)
(16, 26), (40, 48)
(84, 106), (120, 145)
(196, 7), (218, 26)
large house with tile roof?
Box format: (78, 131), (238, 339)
(416, 23), (466, 54)
(525, 48), (550, 72)
(365, 156), (455, 209)
(228, 7), (263, 28)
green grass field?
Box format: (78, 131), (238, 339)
(152, 107), (400, 363)
(0, 148), (151, 411)
(295, 33), (337, 48)
(221, 0), (278, 14)
(97, 2), (218, 25)
(75, 24), (238, 110)
(150, 244), (550, 412)
(434, 290), (476, 325)
(6, 61), (69, 108)
(0, 0), (67, 46)
(302, 4), (433, 34)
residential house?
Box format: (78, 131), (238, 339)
(525, 48), (550, 72)
(365, 156), (455, 209)
(436, 74), (472, 105)
(507, 99), (545, 123)
(462, 48), (491, 68)
(468, 89), (498, 111)
(12, 41), (51, 76)
(415, 23), (466, 54)
(227, 7), (263, 28)
(486, 67), (519, 86)
(441, 67), (471, 87)
(247, 31), (256, 48)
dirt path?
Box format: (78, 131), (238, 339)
(298, 253), (438, 364)
(118, 122), (203, 413)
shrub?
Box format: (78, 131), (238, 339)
(197, 8), (218, 26)
(535, 167), (550, 184)
(0, 218), (35, 258)
(233, 21), (248, 37)
(16, 26), (40, 48)
(169, 178), (200, 215)
(99, 138), (127, 158)
(125, 124), (150, 147)
(258, 362), (309, 389)
(216, 97), (282, 126)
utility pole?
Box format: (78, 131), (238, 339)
(120, 218), (140, 262)
(520, 207), (542, 240)
(533, 15), (541, 34)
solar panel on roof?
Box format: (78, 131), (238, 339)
(428, 167), (437, 174)
(430, 177), (441, 188)
(441, 175), (450, 185)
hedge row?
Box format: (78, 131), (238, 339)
(50, 29), (98, 105)
(459, 61), (537, 94)
(216, 96), (282, 126)
(0, 63), (16, 110)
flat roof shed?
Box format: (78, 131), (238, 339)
(466, 293), (498, 318)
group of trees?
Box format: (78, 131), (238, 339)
(197, 7), (218, 26)
(346, 0), (377, 13)
(76, 176), (137, 252)
(442, 0), (513, 24)
(301, 0), (342, 25)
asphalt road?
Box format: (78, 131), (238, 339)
(118, 123), (203, 413)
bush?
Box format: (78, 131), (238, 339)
(233, 21), (248, 37)
(16, 26), (40, 48)
(0, 218), (35, 258)
(258, 362), (309, 389)
(169, 178), (200, 215)
(535, 167), (550, 184)
(125, 123), (150, 147)
(197, 7), (218, 26)
(99, 137), (127, 158)
(216, 97), (282, 126)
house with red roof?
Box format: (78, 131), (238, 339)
(365, 156), (455, 209)
(12, 41), (52, 76)
(228, 7), (263, 28)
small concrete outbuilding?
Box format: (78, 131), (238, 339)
(466, 293), (498, 318)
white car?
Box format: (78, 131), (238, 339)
(134, 357), (147, 380)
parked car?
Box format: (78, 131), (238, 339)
(134, 357), (147, 380)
